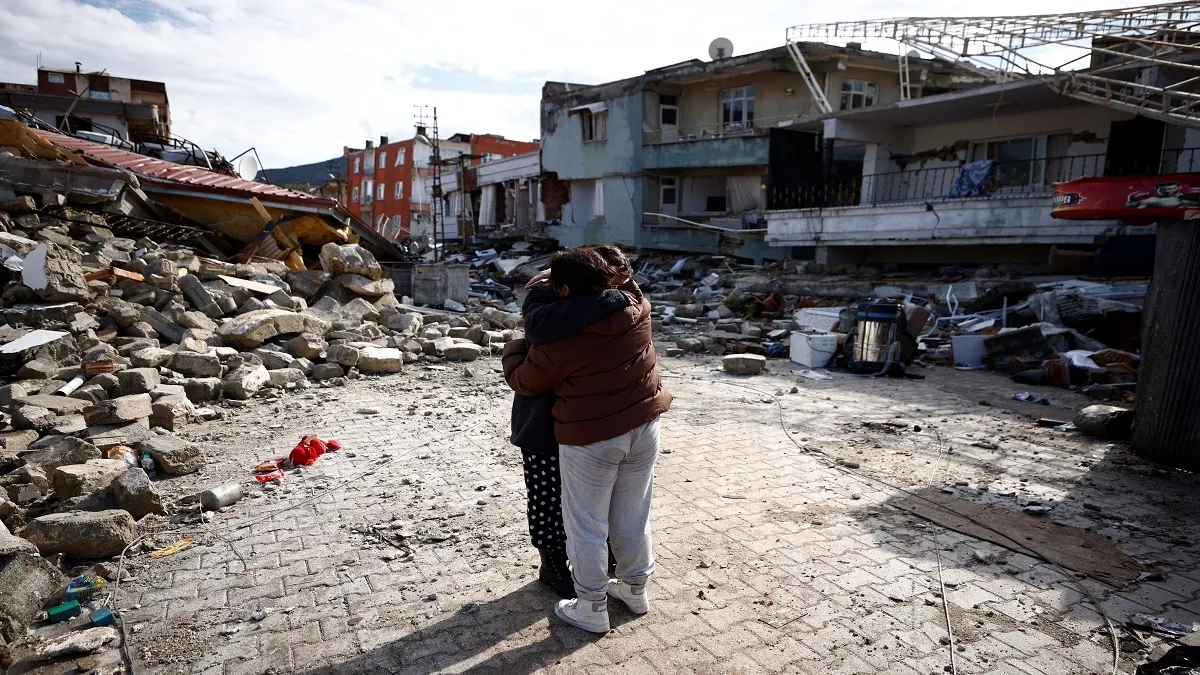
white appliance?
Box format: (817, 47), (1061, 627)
(790, 332), (838, 368)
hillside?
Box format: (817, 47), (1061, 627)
(259, 156), (346, 188)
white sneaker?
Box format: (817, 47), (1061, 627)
(554, 598), (610, 633)
(607, 580), (649, 615)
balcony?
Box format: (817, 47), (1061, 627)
(643, 123), (772, 170)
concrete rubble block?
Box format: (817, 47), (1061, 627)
(443, 343), (484, 362)
(11, 394), (88, 416)
(290, 357), (313, 373)
(111, 468), (164, 520)
(341, 298), (379, 324)
(0, 195), (36, 213)
(15, 359), (58, 382)
(10, 403), (56, 431)
(464, 325), (487, 345)
(284, 270), (330, 300)
(0, 549), (66, 641)
(286, 333), (326, 359)
(310, 362), (344, 381)
(0, 430), (39, 452)
(255, 349), (295, 370)
(357, 347), (404, 374)
(336, 273), (395, 298)
(150, 394), (195, 431)
(51, 414), (87, 435)
(36, 626), (118, 660)
(183, 377), (222, 404)
(448, 327), (470, 339)
(223, 364), (270, 400)
(217, 309), (331, 349)
(267, 289), (306, 311)
(424, 336), (456, 357)
(83, 393), (152, 426)
(22, 509), (137, 559)
(21, 436), (102, 471)
(267, 368), (306, 388)
(52, 458), (128, 500)
(139, 306), (184, 344)
(174, 310), (218, 332)
(130, 347), (173, 369)
(20, 241), (91, 303)
(318, 243), (383, 280)
(135, 435), (202, 475)
(420, 327), (444, 341)
(177, 273), (222, 318)
(1074, 405), (1136, 439)
(4, 332), (81, 373)
(0, 302), (83, 331)
(76, 420), (152, 451)
(125, 321), (158, 339)
(387, 313), (422, 335)
(325, 344), (361, 367)
(482, 307), (520, 330)
(116, 367), (160, 396)
(676, 337), (705, 353)
(723, 354), (767, 375)
(170, 351), (221, 378)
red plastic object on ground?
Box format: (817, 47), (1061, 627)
(288, 435), (327, 466)
(255, 469), (284, 484)
(1052, 174), (1200, 222)
(326, 439), (341, 452)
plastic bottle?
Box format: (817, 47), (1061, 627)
(140, 452), (156, 478)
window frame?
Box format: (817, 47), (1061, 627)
(394, 181), (404, 199)
(47, 73), (64, 84)
(719, 86), (755, 131)
(353, 157), (361, 174)
(660, 176), (678, 207)
(582, 110), (607, 142)
(352, 186), (359, 202)
(839, 79), (879, 111)
(378, 151), (386, 168)
(395, 148), (406, 166)
(376, 182), (385, 200)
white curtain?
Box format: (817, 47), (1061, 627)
(727, 176), (764, 213)
(479, 186), (497, 227)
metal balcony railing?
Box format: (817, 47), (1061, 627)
(768, 148), (1200, 211)
(643, 116), (800, 144)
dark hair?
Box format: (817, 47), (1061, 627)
(588, 245), (633, 277)
(550, 247), (613, 295)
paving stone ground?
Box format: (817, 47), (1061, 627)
(110, 353), (1200, 675)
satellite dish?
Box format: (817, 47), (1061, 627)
(907, 50), (920, 59)
(709, 37), (734, 61)
(236, 153), (260, 181)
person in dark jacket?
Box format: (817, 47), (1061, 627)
(513, 247), (630, 598)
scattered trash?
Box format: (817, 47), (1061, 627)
(201, 482), (244, 511)
(1135, 646), (1200, 675)
(47, 600), (82, 623)
(65, 574), (107, 603)
(149, 537), (196, 558)
(289, 434), (328, 466)
(89, 607), (117, 627)
(255, 469), (285, 484)
(1130, 614), (1195, 636)
(1012, 391), (1050, 405)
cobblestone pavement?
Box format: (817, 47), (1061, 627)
(112, 354), (1200, 675)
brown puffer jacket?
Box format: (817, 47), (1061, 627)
(502, 285), (672, 446)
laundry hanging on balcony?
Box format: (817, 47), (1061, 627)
(948, 159), (996, 198)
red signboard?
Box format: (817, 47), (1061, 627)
(1052, 174), (1200, 222)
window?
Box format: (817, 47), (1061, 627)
(840, 79), (878, 110)
(394, 181), (404, 199)
(594, 180), (604, 216)
(353, 157), (361, 174)
(47, 73), (64, 84)
(583, 110), (607, 142)
(660, 95), (679, 127)
(660, 177), (678, 207)
(719, 86), (755, 130)
(395, 148), (406, 166)
(378, 151), (386, 168)
(352, 186), (359, 202)
(392, 215), (401, 230)
(970, 135), (1065, 189)
(88, 90), (112, 101)
(483, 153), (503, 163)
(376, 182), (385, 200)
(706, 196), (727, 212)
(363, 180), (373, 203)
(364, 151), (375, 173)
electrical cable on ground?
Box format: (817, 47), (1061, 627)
(663, 370), (1120, 675)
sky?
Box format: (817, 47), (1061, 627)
(0, 0), (1142, 169)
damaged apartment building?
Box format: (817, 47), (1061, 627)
(537, 42), (982, 261)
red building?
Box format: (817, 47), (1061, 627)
(344, 132), (538, 242)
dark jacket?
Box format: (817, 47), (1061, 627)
(509, 285), (629, 449)
(503, 283), (672, 447)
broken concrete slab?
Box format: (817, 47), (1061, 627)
(170, 350), (221, 378)
(182, 377), (222, 404)
(285, 270), (329, 299)
(52, 458), (127, 500)
(336, 273), (394, 297)
(10, 402), (56, 431)
(0, 550), (66, 641)
(116, 367), (160, 396)
(21, 241), (91, 303)
(723, 354), (767, 375)
(76, 420), (152, 451)
(35, 626), (118, 660)
(310, 362), (344, 380)
(255, 349), (295, 370)
(286, 333), (326, 360)
(222, 363), (269, 400)
(443, 343), (484, 362)
(10, 394), (88, 415)
(135, 435), (202, 475)
(130, 346), (173, 368)
(139, 306), (184, 344)
(1, 330), (79, 374)
(22, 509), (137, 558)
(482, 307), (520, 330)
(0, 430), (39, 452)
(267, 368), (306, 388)
(150, 394), (194, 431)
(21, 436), (102, 471)
(217, 309), (330, 349)
(0, 303), (84, 331)
(326, 344), (361, 367)
(83, 393), (152, 426)
(357, 347), (404, 374)
(178, 273), (222, 318)
(424, 337), (456, 357)
(319, 243), (383, 280)
(111, 468), (164, 520)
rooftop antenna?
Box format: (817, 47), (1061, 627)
(709, 37), (734, 60)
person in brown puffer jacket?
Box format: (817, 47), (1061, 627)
(502, 247), (672, 634)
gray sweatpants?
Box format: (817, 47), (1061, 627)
(559, 418), (660, 602)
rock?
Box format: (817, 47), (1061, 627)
(22, 509), (137, 558)
(10, 403), (56, 431)
(0, 430), (38, 452)
(130, 347), (173, 368)
(178, 273), (222, 318)
(723, 354), (767, 375)
(1074, 405), (1135, 439)
(267, 368), (306, 388)
(16, 359), (58, 381)
(482, 307), (520, 330)
(13, 394), (88, 415)
(83, 393), (152, 426)
(52, 459), (127, 499)
(357, 347), (404, 374)
(676, 337), (704, 353)
(0, 550), (66, 641)
(310, 362), (344, 380)
(111, 468), (164, 519)
(77, 420), (152, 451)
(139, 306), (185, 344)
(116, 367), (160, 396)
(135, 435), (202, 475)
(125, 321), (158, 338)
(318, 243), (383, 280)
(424, 337), (456, 357)
(387, 313), (422, 334)
(255, 349), (295, 370)
(223, 364), (270, 400)
(0, 383), (26, 407)
(341, 298), (379, 324)
(21, 241), (91, 302)
(93, 297), (142, 328)
(666, 347), (684, 357)
(443, 343), (484, 361)
(336, 273), (394, 297)
(183, 377), (222, 404)
(287, 333), (326, 359)
(22, 436), (102, 471)
(34, 626), (118, 659)
(742, 325), (764, 339)
(171, 350), (221, 378)
(150, 394), (195, 431)
(217, 309), (331, 349)
(326, 344), (361, 367)
(175, 310), (218, 332)
(285, 270), (330, 299)
(267, 289), (305, 311)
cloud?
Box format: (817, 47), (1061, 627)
(0, 0), (1145, 168)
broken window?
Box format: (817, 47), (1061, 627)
(394, 182), (404, 199)
(661, 177), (678, 206)
(352, 186), (359, 202)
(720, 86), (755, 130)
(392, 214), (402, 230)
(54, 115), (93, 133)
(970, 135), (1054, 188)
(353, 157), (361, 174)
(363, 180), (373, 203)
(376, 182), (385, 200)
(378, 151), (387, 168)
(47, 73), (64, 84)
(583, 110), (607, 142)
(395, 148), (406, 166)
(840, 80), (878, 110)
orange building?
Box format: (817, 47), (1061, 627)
(344, 132), (538, 242)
